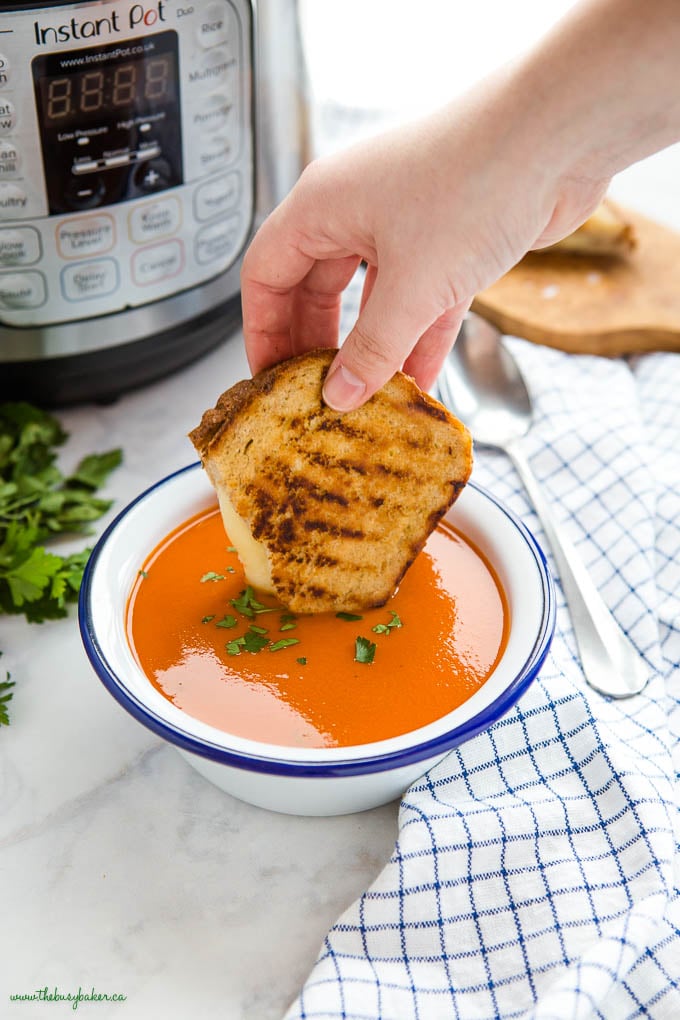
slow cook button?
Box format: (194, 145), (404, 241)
(0, 271), (47, 309)
(195, 215), (240, 265)
(61, 259), (119, 301)
(56, 214), (115, 259)
(132, 239), (184, 286)
(0, 226), (41, 266)
(129, 197), (181, 244)
(194, 172), (240, 222)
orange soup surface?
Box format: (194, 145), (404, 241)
(127, 508), (509, 748)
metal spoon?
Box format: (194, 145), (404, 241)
(438, 314), (649, 698)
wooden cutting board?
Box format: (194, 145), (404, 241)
(471, 209), (680, 355)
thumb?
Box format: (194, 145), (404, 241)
(322, 270), (440, 411)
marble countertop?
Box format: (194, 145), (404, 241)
(3, 107), (680, 1020)
(0, 332), (402, 1020)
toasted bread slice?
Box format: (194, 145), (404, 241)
(545, 198), (637, 257)
(189, 349), (472, 614)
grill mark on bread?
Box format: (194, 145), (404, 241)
(190, 348), (473, 613)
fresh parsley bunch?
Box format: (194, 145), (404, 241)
(0, 402), (122, 723)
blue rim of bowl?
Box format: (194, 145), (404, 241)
(79, 462), (555, 778)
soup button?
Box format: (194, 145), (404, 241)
(132, 239), (184, 286)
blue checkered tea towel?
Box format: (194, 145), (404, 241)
(284, 338), (680, 1020)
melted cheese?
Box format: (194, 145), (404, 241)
(215, 489), (274, 594)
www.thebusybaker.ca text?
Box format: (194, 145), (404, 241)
(9, 985), (127, 1010)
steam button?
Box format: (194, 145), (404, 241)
(0, 271), (47, 310)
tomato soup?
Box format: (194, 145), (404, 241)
(126, 508), (509, 748)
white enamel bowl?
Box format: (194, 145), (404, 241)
(79, 462), (555, 816)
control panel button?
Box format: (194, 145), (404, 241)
(0, 55), (10, 89)
(195, 214), (241, 265)
(0, 99), (15, 131)
(0, 139), (20, 176)
(61, 259), (119, 302)
(132, 239), (184, 286)
(199, 129), (239, 173)
(65, 178), (106, 212)
(134, 157), (175, 194)
(197, 3), (233, 48)
(0, 271), (46, 309)
(0, 183), (29, 219)
(194, 172), (240, 222)
(56, 215), (115, 259)
(191, 46), (235, 87)
(0, 227), (41, 266)
(129, 197), (182, 244)
(193, 91), (234, 135)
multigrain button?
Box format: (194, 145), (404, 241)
(129, 197), (181, 244)
(0, 271), (46, 309)
(61, 259), (119, 301)
(0, 226), (41, 266)
(131, 239), (184, 285)
(56, 215), (115, 259)
(189, 46), (235, 87)
(194, 172), (240, 221)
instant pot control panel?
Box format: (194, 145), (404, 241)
(0, 0), (253, 327)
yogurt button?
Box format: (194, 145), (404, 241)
(129, 197), (181, 244)
(194, 172), (240, 221)
(61, 259), (119, 301)
(0, 271), (46, 309)
(0, 226), (41, 266)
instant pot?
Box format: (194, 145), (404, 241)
(0, 0), (309, 404)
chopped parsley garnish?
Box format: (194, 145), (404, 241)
(200, 571), (225, 583)
(0, 668), (14, 727)
(215, 614), (237, 629)
(230, 585), (277, 618)
(336, 611), (363, 621)
(201, 615), (216, 624)
(138, 569), (148, 579)
(270, 637), (300, 652)
(372, 611), (403, 635)
(296, 657), (307, 666)
(354, 636), (377, 664)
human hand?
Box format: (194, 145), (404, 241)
(241, 0), (680, 411)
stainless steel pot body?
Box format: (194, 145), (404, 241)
(0, 0), (309, 402)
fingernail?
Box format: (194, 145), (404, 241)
(323, 362), (366, 411)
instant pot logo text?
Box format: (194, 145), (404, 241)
(33, 2), (167, 45)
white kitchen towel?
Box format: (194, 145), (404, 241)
(284, 338), (680, 1020)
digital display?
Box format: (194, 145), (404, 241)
(36, 54), (177, 127)
(32, 31), (183, 214)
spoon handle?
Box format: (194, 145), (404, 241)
(506, 439), (649, 698)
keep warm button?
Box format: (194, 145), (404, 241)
(132, 239), (184, 286)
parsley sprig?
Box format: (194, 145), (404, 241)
(0, 402), (122, 724)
